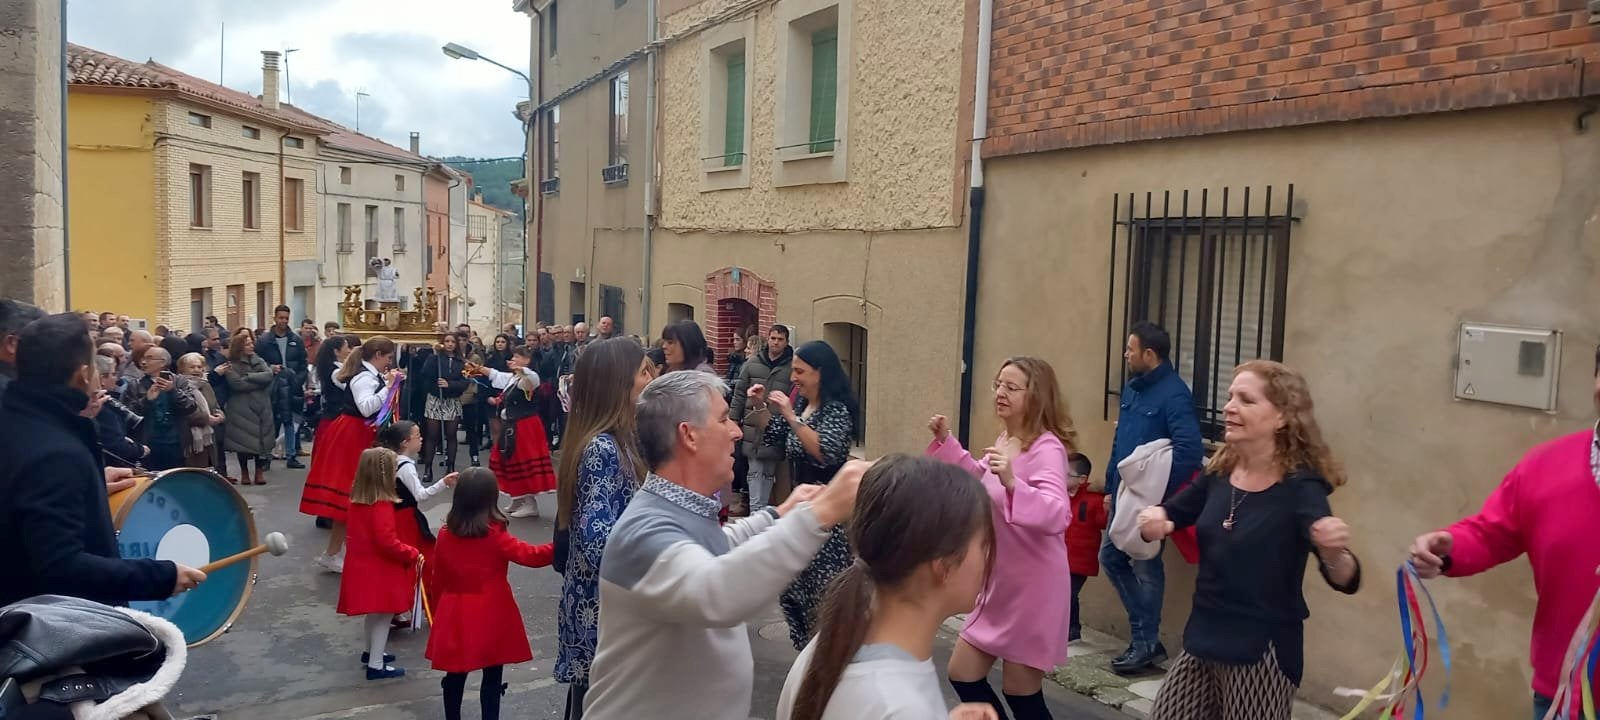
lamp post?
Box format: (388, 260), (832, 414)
(442, 42), (535, 326)
(355, 90), (370, 132)
(283, 48), (299, 104)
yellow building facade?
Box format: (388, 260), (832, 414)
(67, 45), (327, 332)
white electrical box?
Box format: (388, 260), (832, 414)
(1455, 323), (1562, 411)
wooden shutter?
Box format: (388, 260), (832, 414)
(808, 28), (838, 153)
(724, 55), (745, 166)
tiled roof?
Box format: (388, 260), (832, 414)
(275, 104), (426, 164)
(67, 43), (327, 133)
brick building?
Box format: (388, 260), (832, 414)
(973, 0), (1600, 714)
(66, 44), (327, 331)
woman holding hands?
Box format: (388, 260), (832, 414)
(926, 357), (1075, 720)
(1135, 360), (1359, 720)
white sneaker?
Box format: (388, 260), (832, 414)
(507, 496), (539, 518)
(315, 553), (344, 573)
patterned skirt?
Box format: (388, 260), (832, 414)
(424, 394), (463, 421)
(490, 415), (556, 497)
(779, 526), (854, 650)
(1150, 646), (1297, 720)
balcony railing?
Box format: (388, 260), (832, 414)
(602, 163), (629, 185)
(540, 177), (560, 195)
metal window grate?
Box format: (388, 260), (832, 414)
(540, 177), (561, 195)
(602, 163), (629, 184)
(1103, 185), (1297, 441)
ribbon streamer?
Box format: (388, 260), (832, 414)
(1337, 564), (1452, 720)
(1544, 566), (1600, 720)
(367, 378), (403, 428)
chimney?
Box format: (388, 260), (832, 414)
(409, 132), (421, 155)
(261, 51), (281, 110)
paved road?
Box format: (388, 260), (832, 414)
(167, 459), (1122, 719)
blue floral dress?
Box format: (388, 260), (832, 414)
(555, 433), (638, 686)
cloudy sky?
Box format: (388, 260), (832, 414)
(68, 0), (531, 158)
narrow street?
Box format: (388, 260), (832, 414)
(168, 460), (1123, 719)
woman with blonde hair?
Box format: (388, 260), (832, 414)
(927, 356), (1076, 720)
(300, 336), (403, 573)
(177, 352), (225, 468)
(1136, 360), (1360, 720)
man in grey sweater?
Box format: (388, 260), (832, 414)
(584, 370), (863, 720)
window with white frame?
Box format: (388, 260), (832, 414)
(604, 72), (630, 184)
(774, 0), (851, 186)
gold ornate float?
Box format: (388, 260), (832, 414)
(338, 285), (447, 343)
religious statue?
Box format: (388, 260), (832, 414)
(374, 258), (400, 302)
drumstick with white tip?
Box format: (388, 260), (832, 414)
(200, 532), (290, 574)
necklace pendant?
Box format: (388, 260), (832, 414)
(1222, 518), (1234, 531)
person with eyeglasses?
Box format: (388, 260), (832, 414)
(926, 356), (1077, 720)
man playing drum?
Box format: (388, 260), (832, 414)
(0, 312), (206, 608)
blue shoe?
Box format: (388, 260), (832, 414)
(366, 664), (405, 680)
(359, 652), (395, 666)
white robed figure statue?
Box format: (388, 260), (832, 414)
(374, 258), (400, 302)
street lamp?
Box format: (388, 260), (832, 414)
(283, 48), (300, 104)
(355, 90), (370, 131)
(442, 41), (535, 324)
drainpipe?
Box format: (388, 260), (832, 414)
(641, 0), (658, 337)
(278, 130), (289, 305)
(532, 6), (547, 329)
(956, 0), (994, 449)
(60, 0), (71, 309)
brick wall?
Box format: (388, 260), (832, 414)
(702, 267), (776, 374)
(986, 0), (1600, 157)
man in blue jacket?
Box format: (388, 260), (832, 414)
(256, 305), (307, 470)
(1102, 322), (1203, 674)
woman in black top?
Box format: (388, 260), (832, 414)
(1136, 360), (1360, 720)
(419, 333), (470, 480)
(748, 340), (859, 650)
(485, 333), (514, 447)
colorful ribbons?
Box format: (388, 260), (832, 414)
(366, 377), (402, 428)
(1336, 564), (1451, 719)
(1543, 566), (1600, 720)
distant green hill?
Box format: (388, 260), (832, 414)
(442, 156), (526, 219)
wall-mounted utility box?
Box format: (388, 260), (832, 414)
(1455, 323), (1562, 412)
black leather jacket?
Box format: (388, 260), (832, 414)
(0, 595), (177, 718)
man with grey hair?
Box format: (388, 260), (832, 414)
(122, 330), (154, 384)
(583, 371), (864, 720)
(0, 299), (47, 399)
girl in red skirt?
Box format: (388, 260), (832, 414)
(302, 336), (403, 573)
(338, 447), (420, 680)
(378, 419), (456, 626)
(475, 346), (556, 519)
(426, 467), (554, 720)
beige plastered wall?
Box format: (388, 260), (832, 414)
(976, 100), (1600, 717)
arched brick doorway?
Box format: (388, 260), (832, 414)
(704, 267), (776, 374)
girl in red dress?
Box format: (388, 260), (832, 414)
(337, 447), (420, 680)
(426, 467), (554, 720)
(476, 346), (557, 518)
(301, 336), (402, 574)
(378, 419), (456, 627)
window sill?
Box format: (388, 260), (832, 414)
(189, 225), (213, 231)
(779, 149), (836, 163)
(286, 229), (305, 234)
(603, 179), (629, 188)
(706, 164), (744, 175)
(242, 227), (261, 233)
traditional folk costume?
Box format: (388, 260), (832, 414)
(300, 362), (386, 522)
(395, 454), (445, 613)
(425, 523), (553, 672)
(484, 368), (557, 499)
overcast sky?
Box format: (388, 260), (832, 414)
(68, 0), (531, 158)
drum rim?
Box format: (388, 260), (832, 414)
(119, 468), (259, 648)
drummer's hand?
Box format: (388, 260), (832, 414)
(104, 466), (138, 493)
(171, 565), (206, 596)
(441, 472), (460, 488)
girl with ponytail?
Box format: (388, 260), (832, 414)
(776, 455), (999, 720)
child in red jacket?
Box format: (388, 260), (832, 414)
(426, 467), (555, 720)
(1065, 452), (1107, 642)
(338, 447), (420, 680)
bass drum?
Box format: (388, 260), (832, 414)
(109, 467), (259, 647)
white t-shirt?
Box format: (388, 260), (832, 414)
(776, 641), (947, 720)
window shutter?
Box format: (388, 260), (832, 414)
(808, 28), (838, 153)
(724, 55), (745, 167)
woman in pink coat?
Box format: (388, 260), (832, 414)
(927, 356), (1075, 720)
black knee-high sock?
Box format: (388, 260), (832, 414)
(950, 679), (1008, 719)
(442, 673), (467, 720)
(480, 665), (506, 720)
(1004, 691), (1052, 720)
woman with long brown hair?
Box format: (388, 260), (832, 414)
(222, 329), (275, 485)
(300, 336), (403, 574)
(777, 455), (998, 720)
(1136, 360), (1360, 720)
(552, 337), (653, 720)
(927, 356), (1076, 720)
(420, 333), (470, 481)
